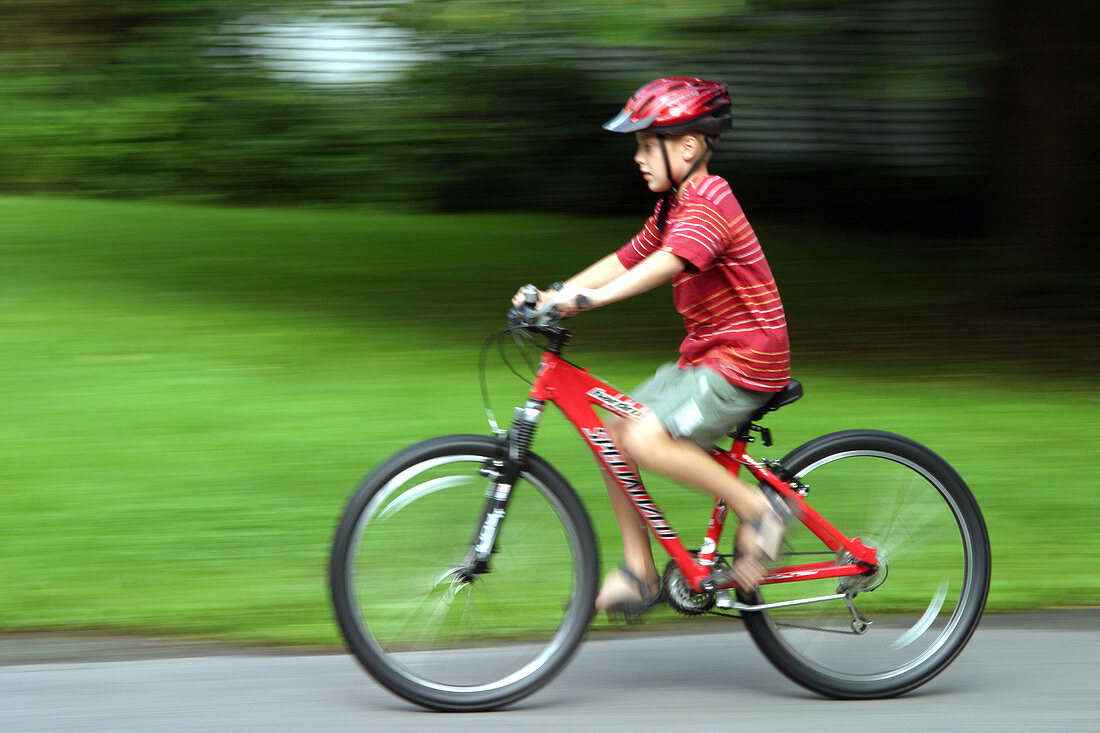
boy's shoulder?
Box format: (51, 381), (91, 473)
(683, 175), (737, 209)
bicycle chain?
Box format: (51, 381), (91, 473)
(771, 621), (864, 635)
(704, 611), (864, 635)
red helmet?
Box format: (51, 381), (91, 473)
(604, 77), (731, 137)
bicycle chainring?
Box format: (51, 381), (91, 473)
(661, 558), (716, 615)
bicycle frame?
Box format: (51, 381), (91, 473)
(529, 351), (878, 594)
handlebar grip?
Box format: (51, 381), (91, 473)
(521, 284), (539, 307)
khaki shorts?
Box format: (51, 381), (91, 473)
(632, 363), (773, 448)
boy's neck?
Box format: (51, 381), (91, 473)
(675, 167), (709, 200)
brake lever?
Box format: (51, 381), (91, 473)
(532, 302), (561, 327)
(507, 304), (560, 328)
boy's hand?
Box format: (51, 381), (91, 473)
(550, 286), (598, 317)
(511, 286), (550, 308)
(509, 283), (597, 318)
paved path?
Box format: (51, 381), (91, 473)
(2, 613), (1097, 732)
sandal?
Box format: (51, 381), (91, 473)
(701, 489), (793, 592)
(749, 488), (793, 561)
(595, 564), (662, 622)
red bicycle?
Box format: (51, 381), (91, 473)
(329, 291), (990, 711)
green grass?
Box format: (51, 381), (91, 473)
(1, 196), (1097, 646)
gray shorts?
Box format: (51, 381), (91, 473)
(632, 363), (773, 448)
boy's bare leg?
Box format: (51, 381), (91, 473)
(610, 414), (772, 588)
(596, 463), (659, 584)
(591, 419), (661, 611)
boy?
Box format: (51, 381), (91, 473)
(516, 78), (791, 619)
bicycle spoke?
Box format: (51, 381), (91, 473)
(741, 431), (989, 699)
(377, 475), (476, 521)
(889, 579), (948, 651)
(330, 437), (598, 709)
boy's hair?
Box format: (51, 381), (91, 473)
(603, 78), (732, 139)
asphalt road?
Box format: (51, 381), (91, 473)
(2, 612), (1097, 732)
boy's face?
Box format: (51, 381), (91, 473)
(633, 132), (702, 193)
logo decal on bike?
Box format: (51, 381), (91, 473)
(474, 507), (505, 556)
(767, 568), (826, 581)
(586, 388), (648, 420)
(581, 427), (677, 539)
(330, 304), (990, 708)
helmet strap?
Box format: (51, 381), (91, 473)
(655, 136), (717, 235)
(656, 138), (676, 235)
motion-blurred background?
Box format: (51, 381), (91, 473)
(1, 0), (1095, 645)
(2, 1), (1094, 238)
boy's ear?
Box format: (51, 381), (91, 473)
(678, 133), (709, 160)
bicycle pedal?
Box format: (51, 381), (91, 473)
(715, 590), (734, 609)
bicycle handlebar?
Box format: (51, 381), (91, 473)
(508, 284), (590, 334)
(521, 284), (539, 308)
(508, 284), (562, 329)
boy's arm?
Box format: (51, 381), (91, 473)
(511, 252), (626, 308)
(555, 250), (684, 316)
(562, 252), (628, 290)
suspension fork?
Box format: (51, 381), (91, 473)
(462, 399), (545, 577)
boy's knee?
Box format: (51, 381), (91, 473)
(608, 415), (667, 466)
(606, 415), (628, 447)
(607, 415), (639, 459)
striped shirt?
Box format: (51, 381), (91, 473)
(616, 175), (790, 393)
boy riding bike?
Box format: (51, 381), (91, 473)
(513, 78), (793, 620)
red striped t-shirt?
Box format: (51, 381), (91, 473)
(616, 175), (790, 393)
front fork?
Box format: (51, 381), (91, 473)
(462, 399), (545, 577)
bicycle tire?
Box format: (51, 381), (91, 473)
(740, 429), (990, 699)
(329, 434), (599, 711)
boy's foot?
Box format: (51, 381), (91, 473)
(703, 489), (793, 592)
(595, 564), (661, 622)
(746, 488), (792, 560)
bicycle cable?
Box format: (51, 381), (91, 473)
(478, 324), (544, 436)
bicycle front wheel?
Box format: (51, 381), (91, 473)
(741, 430), (990, 699)
(329, 435), (599, 711)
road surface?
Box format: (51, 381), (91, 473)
(2, 612), (1097, 732)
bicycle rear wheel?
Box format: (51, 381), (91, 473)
(330, 435), (598, 711)
(741, 430), (990, 699)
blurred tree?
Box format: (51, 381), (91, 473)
(364, 52), (631, 212)
(379, 0), (848, 47)
(993, 0), (1097, 293)
(0, 0), (242, 195)
(0, 0), (1093, 295)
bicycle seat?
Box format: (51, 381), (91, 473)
(748, 379), (803, 421)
